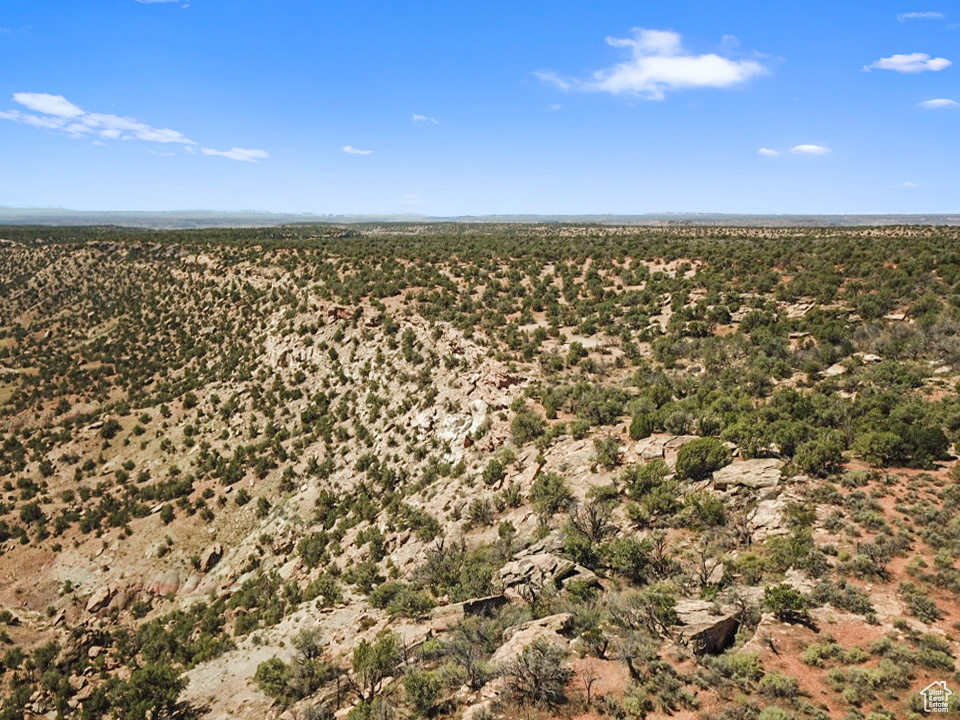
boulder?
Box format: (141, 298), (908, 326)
(674, 599), (740, 656)
(468, 400), (489, 437)
(463, 595), (511, 617)
(751, 495), (791, 543)
(429, 595), (511, 632)
(437, 413), (472, 446)
(106, 589), (131, 613)
(499, 553), (575, 588)
(85, 586), (113, 614)
(712, 459), (784, 490)
(635, 434), (700, 463)
(740, 612), (779, 655)
(490, 613), (572, 666)
(692, 617), (740, 656)
(144, 568), (181, 596)
(199, 543), (223, 573)
(180, 573), (202, 595)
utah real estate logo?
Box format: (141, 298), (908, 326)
(921, 681), (952, 713)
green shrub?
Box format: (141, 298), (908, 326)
(710, 652), (764, 683)
(683, 491), (726, 528)
(601, 536), (651, 584)
(593, 435), (623, 470)
(530, 472), (573, 517)
(504, 639), (571, 709)
(482, 458), (505, 486)
(759, 671), (800, 698)
(511, 410), (545, 445)
(404, 669), (442, 716)
(853, 431), (905, 467)
(899, 582), (943, 623)
(629, 413), (655, 440)
(622, 460), (669, 498)
(352, 631), (402, 702)
(763, 584), (807, 620)
(675, 438), (730, 481)
(255, 657), (291, 703)
(792, 436), (844, 478)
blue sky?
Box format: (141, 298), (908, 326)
(0, 0), (957, 215)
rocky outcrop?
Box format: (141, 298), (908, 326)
(635, 434), (700, 463)
(463, 595), (511, 617)
(85, 586), (113, 614)
(144, 568), (181, 596)
(429, 595), (512, 632)
(750, 494), (793, 543)
(712, 459), (784, 490)
(674, 599), (740, 656)
(692, 617), (739, 656)
(106, 588), (132, 613)
(499, 552), (597, 591)
(490, 613), (572, 666)
(200, 543), (223, 573)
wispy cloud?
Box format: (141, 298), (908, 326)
(412, 114), (438, 125)
(897, 11), (945, 20)
(14, 92), (84, 117)
(919, 97), (958, 108)
(757, 148), (779, 157)
(200, 147), (270, 162)
(790, 144), (831, 155)
(864, 53), (952, 73)
(536, 28), (768, 101)
(897, 181), (925, 187)
(0, 92), (267, 160)
(534, 70), (573, 91)
(342, 145), (373, 155)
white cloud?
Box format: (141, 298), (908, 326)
(13, 92), (84, 117)
(897, 181), (924, 187)
(342, 145), (373, 155)
(200, 147), (269, 162)
(0, 110), (67, 130)
(537, 28), (768, 100)
(897, 11), (945, 20)
(0, 91), (266, 161)
(864, 53), (952, 73)
(919, 97), (958, 108)
(720, 35), (740, 52)
(757, 148), (779, 157)
(534, 70), (572, 91)
(790, 144), (831, 155)
(412, 114), (438, 125)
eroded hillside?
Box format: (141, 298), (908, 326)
(1, 225), (960, 720)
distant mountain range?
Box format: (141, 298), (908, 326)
(1, 206), (959, 229)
